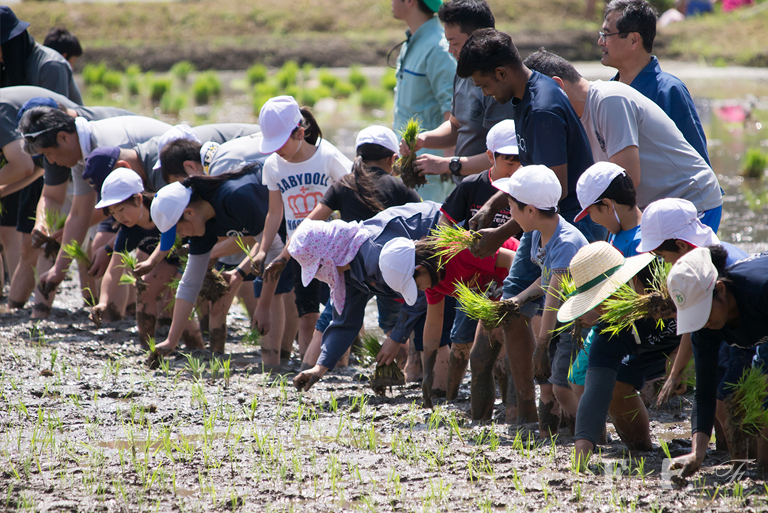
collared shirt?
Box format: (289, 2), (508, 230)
(612, 56), (710, 166)
(26, 43), (83, 105)
(393, 17), (456, 135)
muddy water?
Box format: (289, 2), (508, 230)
(1, 65), (768, 511)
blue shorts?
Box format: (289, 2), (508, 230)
(316, 301), (333, 332)
(699, 205), (722, 234)
(252, 262), (293, 296)
(450, 309), (478, 345)
(413, 296), (456, 352)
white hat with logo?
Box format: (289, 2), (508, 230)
(636, 198), (718, 253)
(666, 247), (718, 335)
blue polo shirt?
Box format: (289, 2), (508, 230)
(609, 224), (642, 257)
(512, 71), (594, 218)
(613, 56), (710, 166)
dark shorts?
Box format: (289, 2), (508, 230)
(0, 177), (44, 233)
(252, 261), (293, 296)
(719, 344), (757, 401)
(291, 259), (329, 317)
(413, 296), (457, 352)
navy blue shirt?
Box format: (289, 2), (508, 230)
(188, 169), (272, 255)
(613, 57), (710, 166)
(512, 71), (594, 218)
(691, 251), (768, 437)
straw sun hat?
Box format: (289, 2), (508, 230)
(557, 241), (656, 323)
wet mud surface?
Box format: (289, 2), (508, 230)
(2, 272), (768, 512)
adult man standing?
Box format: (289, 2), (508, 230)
(600, 0), (710, 165)
(456, 28), (605, 424)
(392, 0), (456, 201)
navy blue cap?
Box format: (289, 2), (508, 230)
(83, 147), (120, 199)
(16, 97), (59, 126)
(0, 7), (30, 45)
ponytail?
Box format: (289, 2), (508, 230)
(340, 156), (386, 214)
(182, 163), (257, 201)
(292, 107), (322, 145)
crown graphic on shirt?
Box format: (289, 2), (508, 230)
(287, 187), (324, 218)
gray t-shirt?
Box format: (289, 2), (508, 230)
(207, 133), (267, 176)
(69, 116), (172, 195)
(0, 85), (77, 148)
(25, 43), (83, 105)
(530, 216), (588, 291)
(582, 80), (722, 212)
(135, 123), (261, 192)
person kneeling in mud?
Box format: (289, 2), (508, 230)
(493, 166), (587, 437)
(662, 246), (768, 478)
(89, 168), (203, 350)
(149, 167), (286, 363)
(379, 234), (517, 418)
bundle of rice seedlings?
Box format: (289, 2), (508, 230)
(62, 240), (92, 270)
(354, 333), (404, 393)
(454, 282), (523, 329)
(199, 268), (229, 303)
(425, 224), (480, 268)
(37, 208), (67, 259)
(598, 259), (674, 337)
(393, 117), (427, 189)
(118, 250), (148, 293)
(726, 367), (768, 437)
(549, 273), (584, 348)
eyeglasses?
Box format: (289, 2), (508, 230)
(20, 125), (64, 141)
(598, 30), (628, 42)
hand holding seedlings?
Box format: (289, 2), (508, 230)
(263, 256), (289, 282)
(398, 131), (424, 157)
(468, 227), (506, 259)
(90, 304), (105, 328)
(293, 366), (326, 392)
(532, 339), (552, 381)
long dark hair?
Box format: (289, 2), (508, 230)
(339, 142), (394, 214)
(182, 164), (256, 202)
(291, 107), (322, 145)
(0, 31), (34, 86)
(414, 238), (446, 288)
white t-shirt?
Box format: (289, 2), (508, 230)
(582, 80), (721, 212)
(262, 138), (352, 235)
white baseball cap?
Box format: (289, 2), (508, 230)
(486, 119), (518, 155)
(492, 165), (561, 210)
(258, 96), (302, 154)
(95, 168), (145, 209)
(151, 182), (193, 251)
(153, 124), (201, 171)
(574, 162), (627, 222)
(356, 125), (399, 155)
(667, 247), (718, 335)
(379, 237), (418, 306)
(636, 198), (719, 253)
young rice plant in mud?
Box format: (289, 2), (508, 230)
(393, 117), (427, 189)
(354, 333), (404, 394)
(118, 250), (147, 292)
(39, 208), (67, 260)
(549, 272), (584, 348)
(425, 224), (481, 268)
(598, 259), (674, 337)
(62, 240), (92, 270)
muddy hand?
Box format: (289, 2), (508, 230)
(656, 374), (682, 406)
(133, 260), (155, 277)
(31, 228), (50, 249)
(532, 343), (551, 381)
(668, 453), (702, 478)
(38, 278), (61, 301)
(293, 370), (321, 392)
(253, 306), (270, 336)
(470, 227), (505, 258)
(90, 304), (105, 328)
(263, 257), (288, 282)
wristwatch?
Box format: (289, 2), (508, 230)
(449, 157), (462, 176)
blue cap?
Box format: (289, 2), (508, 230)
(0, 7), (30, 45)
(83, 147), (120, 199)
(159, 226), (177, 252)
(16, 97), (59, 126)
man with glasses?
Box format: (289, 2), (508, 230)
(599, 0), (710, 165)
(18, 106), (170, 317)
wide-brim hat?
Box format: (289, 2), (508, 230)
(557, 241), (656, 323)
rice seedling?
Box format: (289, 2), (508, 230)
(725, 367), (768, 436)
(199, 268), (229, 303)
(354, 333), (404, 394)
(393, 117), (427, 188)
(118, 250), (148, 292)
(425, 224), (480, 267)
(61, 240), (92, 270)
(37, 208), (67, 259)
(454, 281), (524, 328)
(598, 259), (674, 337)
(549, 273), (585, 347)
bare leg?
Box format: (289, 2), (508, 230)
(302, 329), (323, 369)
(502, 316), (537, 423)
(447, 342), (472, 400)
(137, 259), (177, 349)
(283, 291), (299, 357)
(0, 227), (21, 294)
(404, 336), (423, 382)
(256, 292), (284, 367)
(554, 384), (580, 436)
(30, 245), (55, 319)
(714, 398), (729, 452)
(236, 281), (258, 319)
(432, 344), (450, 394)
(209, 285), (239, 353)
(298, 312), (319, 359)
(608, 382), (652, 451)
(7, 232), (35, 308)
(469, 327), (502, 421)
(538, 383), (559, 439)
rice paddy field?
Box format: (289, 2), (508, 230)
(1, 61), (768, 511)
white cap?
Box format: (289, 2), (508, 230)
(574, 162), (627, 222)
(95, 168), (145, 209)
(153, 125), (201, 171)
(492, 165), (561, 210)
(636, 198), (719, 253)
(379, 238), (418, 306)
(151, 182), (193, 251)
(356, 125), (399, 156)
(486, 119), (518, 155)
(258, 96), (302, 154)
(667, 247), (718, 335)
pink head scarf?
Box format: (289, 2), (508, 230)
(288, 219), (370, 314)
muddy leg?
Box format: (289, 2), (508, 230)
(505, 356), (518, 424)
(494, 341), (509, 404)
(608, 382), (652, 451)
(554, 384), (578, 436)
(470, 328), (502, 421)
(181, 323), (205, 351)
(422, 349), (437, 409)
(405, 336), (423, 382)
(209, 326), (227, 354)
(198, 301), (210, 337)
(136, 311), (156, 350)
(502, 316), (537, 423)
(714, 399), (729, 452)
(724, 397), (749, 460)
(102, 301), (122, 323)
(447, 343), (471, 400)
(538, 384), (559, 439)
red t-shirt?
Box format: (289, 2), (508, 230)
(425, 238), (519, 305)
